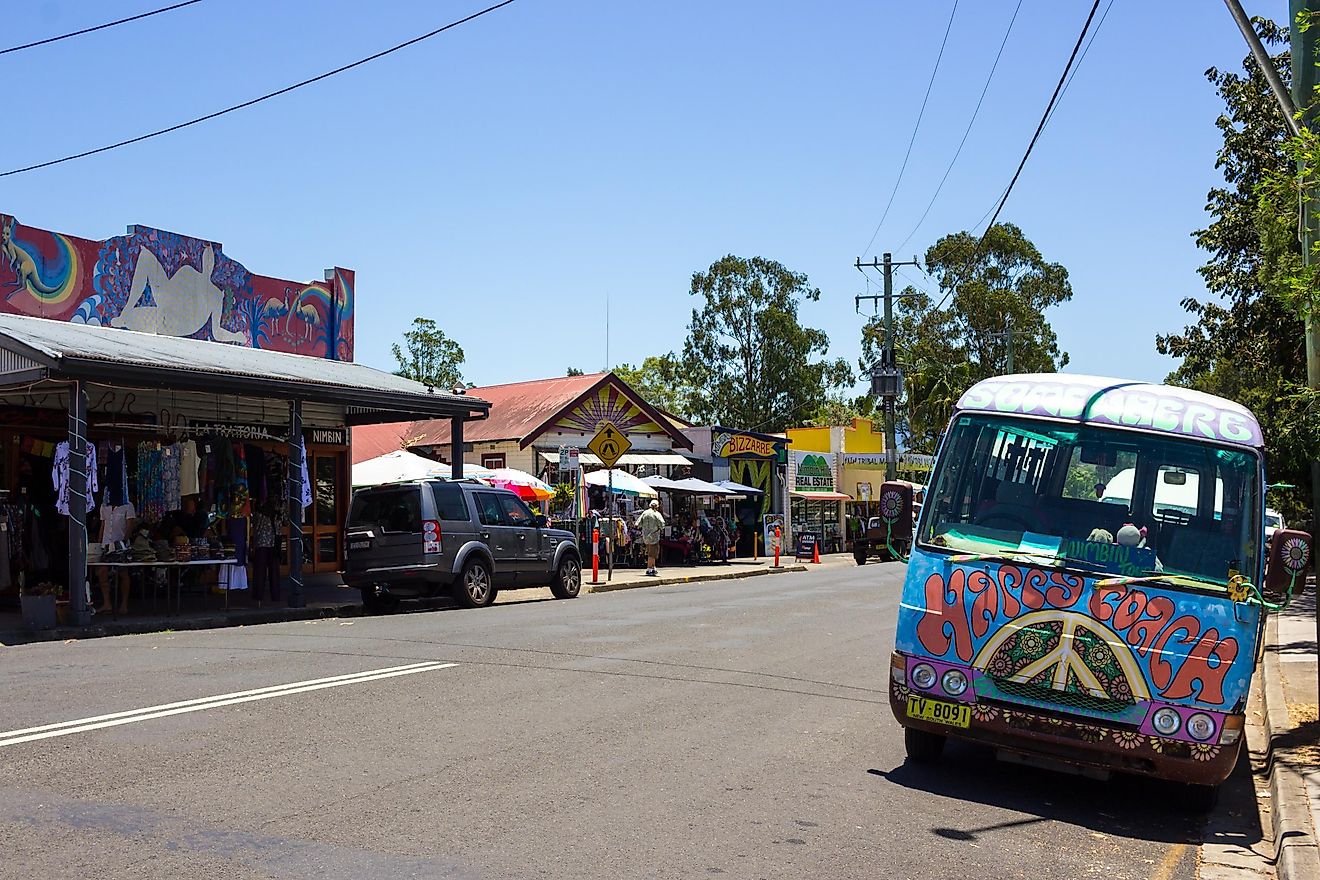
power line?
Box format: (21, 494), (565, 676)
(1, 0), (519, 178)
(977, 0), (1102, 242)
(1041, 0), (1114, 131)
(894, 0), (1023, 255)
(1, 0), (205, 55)
(860, 0), (960, 258)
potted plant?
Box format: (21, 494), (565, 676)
(20, 581), (62, 631)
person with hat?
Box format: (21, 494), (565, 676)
(639, 499), (666, 577)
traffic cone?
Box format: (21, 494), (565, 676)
(812, 541), (820, 564)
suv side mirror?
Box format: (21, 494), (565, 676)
(1266, 528), (1313, 596)
(879, 481), (914, 541)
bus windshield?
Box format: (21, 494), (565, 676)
(921, 413), (1261, 586)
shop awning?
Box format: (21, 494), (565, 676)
(715, 479), (763, 495)
(538, 450), (690, 466)
(0, 313), (489, 426)
(790, 490), (853, 501)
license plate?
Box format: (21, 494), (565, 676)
(349, 541), (371, 551)
(906, 695), (971, 729)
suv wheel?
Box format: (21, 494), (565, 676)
(550, 554), (582, 599)
(456, 558), (495, 608)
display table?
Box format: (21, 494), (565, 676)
(88, 558), (239, 617)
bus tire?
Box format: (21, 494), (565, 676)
(904, 727), (945, 763)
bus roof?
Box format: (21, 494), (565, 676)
(954, 374), (1263, 449)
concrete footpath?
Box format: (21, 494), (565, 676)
(1261, 584), (1320, 880)
(0, 554), (847, 645)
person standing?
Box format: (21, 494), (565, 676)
(639, 499), (665, 577)
(250, 503), (281, 605)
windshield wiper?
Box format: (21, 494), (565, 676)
(1095, 570), (1225, 591)
(946, 550), (1107, 572)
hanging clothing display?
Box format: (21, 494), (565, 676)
(299, 439), (312, 510)
(161, 443), (182, 512)
(105, 443), (129, 507)
(52, 441), (98, 515)
(136, 442), (167, 522)
(179, 440), (201, 497)
(229, 443), (251, 518)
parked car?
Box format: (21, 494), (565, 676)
(343, 479), (581, 611)
(1265, 508), (1285, 543)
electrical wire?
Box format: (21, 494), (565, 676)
(977, 0), (1102, 242)
(1041, 0), (1114, 131)
(1, 0), (519, 178)
(0, 0), (205, 55)
(860, 0), (960, 259)
(894, 0), (1023, 255)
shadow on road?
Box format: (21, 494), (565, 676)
(868, 736), (1262, 848)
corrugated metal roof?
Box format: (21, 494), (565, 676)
(0, 313), (488, 420)
(408, 373), (608, 445)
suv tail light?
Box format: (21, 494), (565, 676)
(422, 520), (442, 554)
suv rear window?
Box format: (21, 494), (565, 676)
(431, 483), (470, 521)
(349, 488), (421, 533)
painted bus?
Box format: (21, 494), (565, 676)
(886, 374), (1313, 806)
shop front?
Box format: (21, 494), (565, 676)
(681, 426), (788, 556)
(787, 449), (851, 554)
(0, 314), (488, 626)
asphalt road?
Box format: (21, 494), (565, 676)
(0, 563), (1214, 879)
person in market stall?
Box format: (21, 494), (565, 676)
(639, 499), (665, 577)
(712, 513), (730, 564)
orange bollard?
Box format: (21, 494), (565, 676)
(592, 527), (600, 583)
(773, 525), (781, 568)
(812, 540), (820, 564)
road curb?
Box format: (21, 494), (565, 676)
(587, 564), (809, 593)
(1262, 613), (1320, 880)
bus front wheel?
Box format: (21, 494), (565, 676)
(904, 727), (946, 763)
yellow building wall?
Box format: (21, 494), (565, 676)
(785, 425), (831, 452)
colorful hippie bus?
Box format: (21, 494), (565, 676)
(887, 374), (1313, 806)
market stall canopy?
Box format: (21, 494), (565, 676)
(0, 313), (489, 426)
(485, 467), (554, 502)
(673, 477), (740, 496)
(642, 475), (688, 492)
(585, 469), (659, 498)
(352, 450), (445, 486)
(790, 490), (853, 501)
(351, 451), (496, 487)
(715, 479), (764, 495)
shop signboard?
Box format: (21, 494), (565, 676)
(791, 451), (835, 493)
(713, 430), (778, 459)
(842, 453), (888, 470)
(763, 513), (785, 554)
(307, 428), (348, 446)
(795, 531), (819, 560)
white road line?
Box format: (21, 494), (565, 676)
(0, 661), (457, 748)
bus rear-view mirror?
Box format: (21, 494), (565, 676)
(1163, 470), (1188, 485)
(879, 481), (914, 541)
(1266, 528), (1313, 596)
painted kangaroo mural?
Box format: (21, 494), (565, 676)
(0, 213), (355, 360)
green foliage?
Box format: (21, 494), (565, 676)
(613, 355), (696, 421)
(806, 393), (876, 427)
(677, 255), (853, 432)
(863, 223), (1073, 452)
(551, 482), (575, 513)
(391, 317), (466, 389)
(1156, 18), (1317, 524)
(566, 367), (585, 376)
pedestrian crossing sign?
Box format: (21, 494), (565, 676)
(588, 420), (631, 469)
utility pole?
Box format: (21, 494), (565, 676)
(856, 253), (921, 481)
(989, 316), (1015, 374)
(1226, 0), (1320, 704)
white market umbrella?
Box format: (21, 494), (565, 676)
(585, 469), (659, 498)
(353, 450), (446, 487)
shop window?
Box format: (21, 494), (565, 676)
(481, 453), (506, 469)
(315, 455), (338, 527)
(317, 534), (338, 565)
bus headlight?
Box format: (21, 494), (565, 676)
(1187, 713), (1216, 742)
(1152, 707), (1182, 736)
(911, 663), (937, 691)
(941, 668), (968, 697)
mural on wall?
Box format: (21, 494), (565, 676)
(894, 552), (1257, 713)
(730, 458), (772, 519)
(553, 383), (665, 435)
(0, 214), (354, 360)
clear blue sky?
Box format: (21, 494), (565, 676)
(2, 0), (1287, 391)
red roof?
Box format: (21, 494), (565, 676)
(352, 373), (606, 461)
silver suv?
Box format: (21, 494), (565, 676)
(343, 480), (581, 611)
